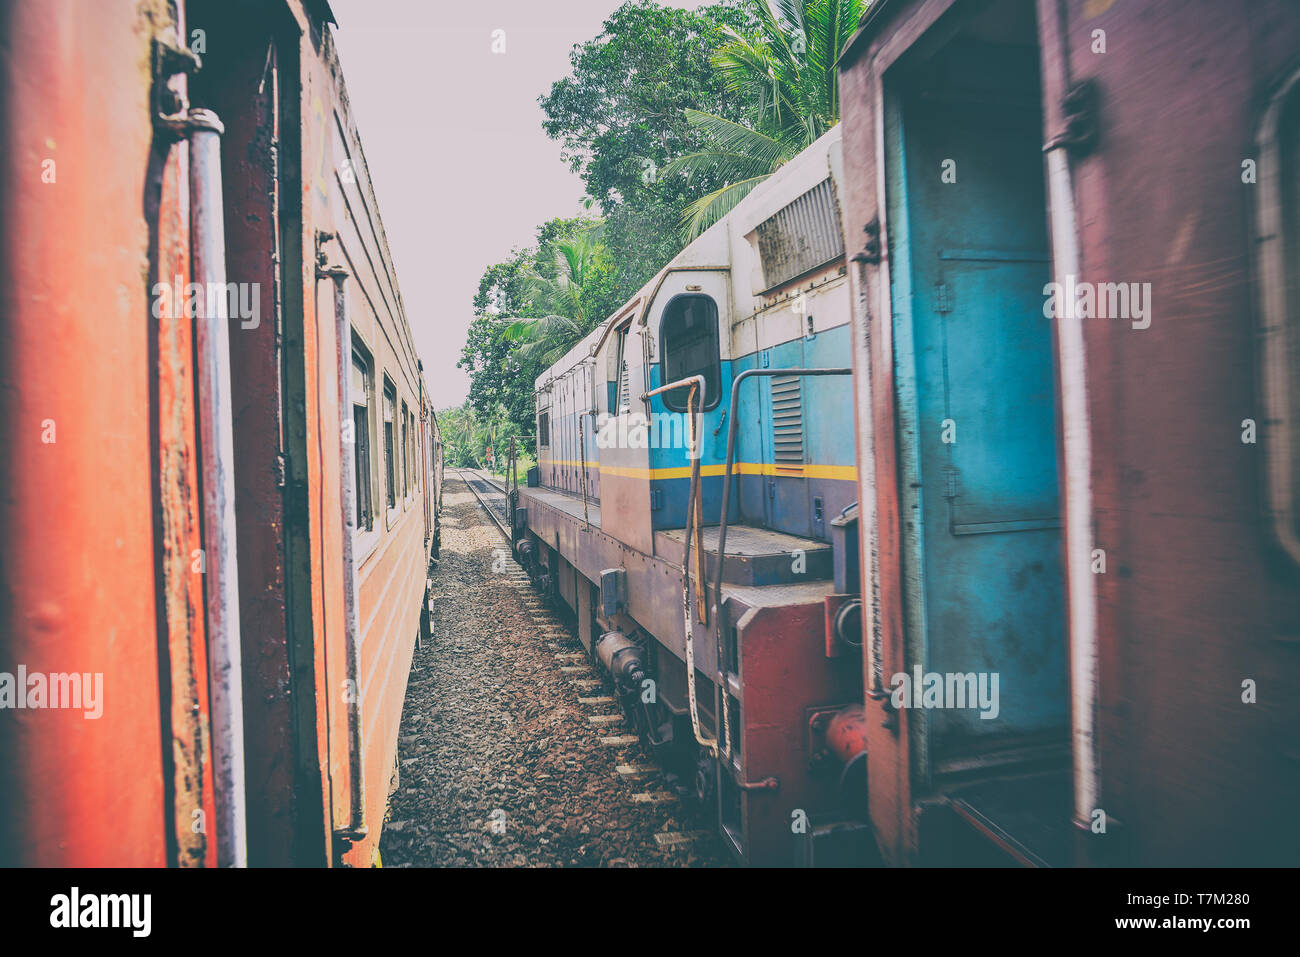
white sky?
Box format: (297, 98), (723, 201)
(329, 0), (714, 411)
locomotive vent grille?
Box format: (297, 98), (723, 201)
(771, 375), (805, 468)
(755, 178), (845, 292)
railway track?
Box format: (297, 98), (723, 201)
(455, 468), (511, 540)
(381, 472), (727, 866)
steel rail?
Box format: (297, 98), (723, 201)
(456, 469), (511, 541)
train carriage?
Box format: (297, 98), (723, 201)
(836, 0), (1300, 866)
(0, 0), (440, 867)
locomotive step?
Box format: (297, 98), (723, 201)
(655, 523), (832, 586)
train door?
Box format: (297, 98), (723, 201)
(187, 0), (328, 865)
(884, 24), (1067, 776)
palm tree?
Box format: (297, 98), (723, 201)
(501, 229), (606, 366)
(666, 0), (868, 239)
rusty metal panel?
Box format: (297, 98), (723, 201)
(1056, 0), (1300, 866)
(188, 0), (302, 866)
(0, 0), (202, 867)
(755, 178), (845, 292)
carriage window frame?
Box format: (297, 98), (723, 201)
(657, 293), (722, 413)
(350, 342), (378, 552)
(415, 407), (423, 493)
(382, 377), (399, 527)
(1255, 66), (1300, 566)
(538, 409), (550, 449)
(401, 399), (412, 507)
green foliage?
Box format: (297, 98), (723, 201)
(666, 0), (869, 238)
(539, 0), (756, 211)
(458, 218), (605, 453)
(539, 0), (759, 307)
(502, 227), (611, 365)
(437, 400), (530, 473)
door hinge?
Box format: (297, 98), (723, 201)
(936, 282), (952, 315)
(943, 467), (960, 499)
(151, 37), (201, 136)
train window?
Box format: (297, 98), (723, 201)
(616, 326), (631, 415)
(383, 380), (397, 511)
(401, 401), (411, 501)
(351, 347), (374, 533)
(659, 294), (720, 412)
(538, 410), (550, 448)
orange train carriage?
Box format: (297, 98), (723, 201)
(0, 0), (442, 867)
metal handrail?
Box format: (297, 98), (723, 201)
(641, 375), (714, 755)
(711, 367), (852, 760)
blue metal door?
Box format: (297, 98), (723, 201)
(886, 57), (1067, 767)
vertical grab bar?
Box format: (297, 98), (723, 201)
(712, 367), (851, 767)
(189, 108), (249, 867)
(642, 376), (715, 755)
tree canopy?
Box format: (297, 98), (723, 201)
(459, 0), (869, 449)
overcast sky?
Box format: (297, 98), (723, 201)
(329, 0), (713, 411)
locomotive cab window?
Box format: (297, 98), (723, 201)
(615, 325), (632, 415)
(351, 346), (374, 534)
(659, 294), (720, 412)
(538, 410), (550, 448)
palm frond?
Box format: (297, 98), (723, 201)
(677, 110), (793, 168)
(679, 174), (772, 240)
(664, 148), (778, 185)
(501, 313), (590, 365)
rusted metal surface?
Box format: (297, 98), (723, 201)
(728, 598), (862, 864)
(0, 0), (206, 866)
(1054, 0), (1300, 866)
(188, 2), (300, 864)
(823, 705), (868, 778)
(755, 178), (846, 292)
(0, 0), (438, 868)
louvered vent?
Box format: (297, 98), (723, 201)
(618, 360), (630, 414)
(755, 178), (845, 291)
(771, 375), (805, 467)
